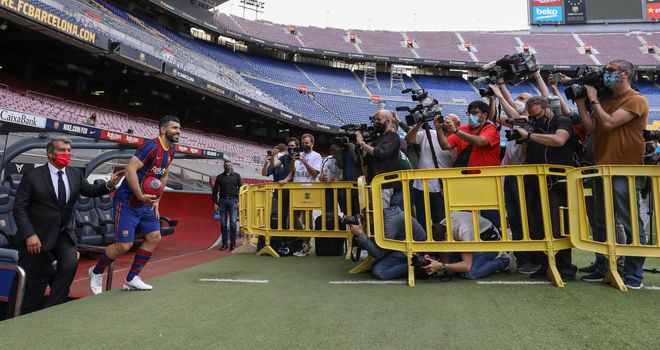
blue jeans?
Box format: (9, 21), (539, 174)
(465, 252), (510, 279)
(592, 177), (647, 284)
(411, 188), (445, 232)
(449, 252), (509, 280)
(354, 207), (427, 280)
(218, 198), (238, 246)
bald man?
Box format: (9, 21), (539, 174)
(356, 110), (403, 208)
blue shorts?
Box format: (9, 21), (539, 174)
(114, 200), (160, 243)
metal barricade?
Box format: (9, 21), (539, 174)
(371, 165), (574, 287)
(246, 181), (358, 258)
(567, 165), (660, 292)
(349, 176), (375, 273)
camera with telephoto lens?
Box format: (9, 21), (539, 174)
(643, 129), (660, 142)
(410, 254), (432, 267)
(505, 118), (536, 144)
(562, 65), (608, 101)
(340, 213), (365, 226)
(474, 53), (539, 85)
(339, 123), (377, 144)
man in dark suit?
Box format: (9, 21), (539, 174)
(13, 137), (123, 313)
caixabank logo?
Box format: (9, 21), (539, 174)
(533, 6), (563, 22)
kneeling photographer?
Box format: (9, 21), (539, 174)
(420, 211), (514, 280)
(514, 96), (577, 280)
(357, 110), (403, 209)
(348, 208), (426, 280)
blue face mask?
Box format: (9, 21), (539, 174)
(602, 72), (619, 89)
(468, 114), (481, 128)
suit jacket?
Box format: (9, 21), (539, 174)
(13, 164), (112, 251)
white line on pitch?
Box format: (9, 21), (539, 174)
(329, 280), (407, 285)
(644, 286), (660, 290)
(199, 278), (269, 284)
(477, 281), (552, 285)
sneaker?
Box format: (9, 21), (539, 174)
(502, 252), (517, 274)
(517, 262), (541, 275)
(219, 243), (228, 251)
(581, 271), (605, 282)
(122, 276), (153, 291)
(578, 262), (597, 273)
(624, 280), (643, 290)
(293, 243), (311, 257)
(88, 267), (103, 295)
(229, 244), (236, 252)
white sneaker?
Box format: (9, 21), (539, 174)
(122, 276), (153, 291)
(89, 267), (103, 295)
(293, 243), (311, 257)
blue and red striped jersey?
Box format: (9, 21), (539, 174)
(115, 137), (174, 205)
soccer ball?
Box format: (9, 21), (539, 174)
(142, 176), (164, 197)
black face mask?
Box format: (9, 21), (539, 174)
(373, 122), (386, 134)
(302, 145), (312, 153)
(529, 113), (549, 130)
(224, 166), (232, 173)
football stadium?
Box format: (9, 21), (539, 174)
(0, 0), (659, 348)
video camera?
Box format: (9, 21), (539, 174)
(397, 89), (444, 126)
(562, 65), (608, 101)
(474, 52), (539, 86)
(339, 123), (377, 144)
(401, 88), (428, 103)
(504, 117), (536, 144)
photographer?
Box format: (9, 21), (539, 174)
(420, 211), (515, 280)
(324, 137), (362, 216)
(514, 96), (577, 281)
(575, 59), (649, 289)
(404, 114), (460, 226)
(270, 138), (298, 229)
(348, 207), (427, 280)
(357, 110), (403, 209)
(435, 101), (501, 228)
(261, 143), (287, 180)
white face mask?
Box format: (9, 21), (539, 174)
(514, 100), (526, 113)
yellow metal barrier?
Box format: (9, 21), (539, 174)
(239, 184), (249, 233)
(349, 176), (375, 274)
(567, 165), (660, 292)
(246, 181), (358, 258)
(371, 165), (574, 287)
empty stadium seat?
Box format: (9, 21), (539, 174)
(6, 175), (22, 197)
(0, 186), (16, 248)
(0, 247), (26, 319)
(73, 196), (103, 246)
(93, 193), (116, 245)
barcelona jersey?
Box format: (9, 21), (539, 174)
(115, 137), (175, 206)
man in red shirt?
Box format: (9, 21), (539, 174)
(434, 100), (500, 168)
(434, 100), (502, 228)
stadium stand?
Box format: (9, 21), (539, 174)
(13, 0), (660, 132)
(0, 85), (271, 167)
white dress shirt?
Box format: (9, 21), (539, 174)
(48, 162), (70, 204)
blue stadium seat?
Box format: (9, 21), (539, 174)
(73, 196), (103, 246)
(0, 247), (26, 318)
(0, 186), (16, 248)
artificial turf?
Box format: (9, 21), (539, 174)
(1, 251), (659, 349)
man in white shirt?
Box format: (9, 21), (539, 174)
(281, 133), (321, 256)
(404, 114), (459, 229)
